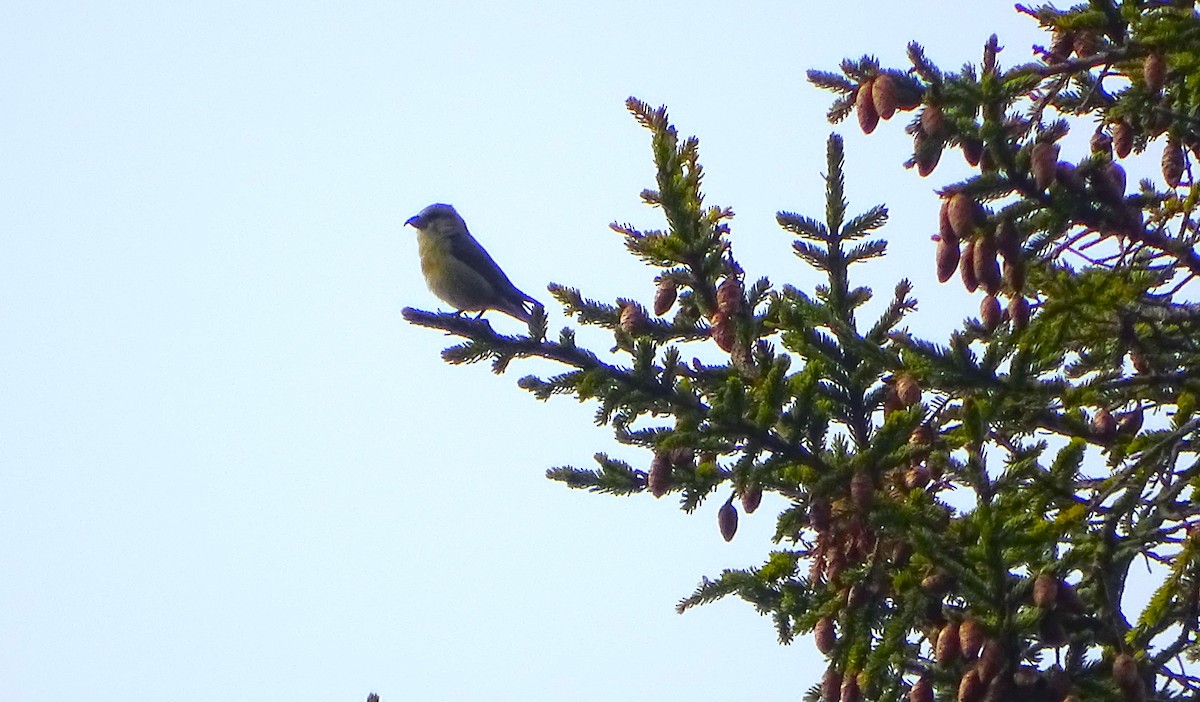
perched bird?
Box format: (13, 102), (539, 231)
(404, 203), (542, 322)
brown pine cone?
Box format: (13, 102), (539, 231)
(653, 276), (677, 316)
(717, 500), (738, 541)
(647, 452), (671, 498)
(936, 620), (962, 664)
(960, 618), (984, 659)
(921, 105), (945, 138)
(740, 484), (763, 514)
(857, 80), (879, 134)
(1144, 52), (1165, 94)
(815, 616), (837, 654)
(973, 236), (1001, 295)
(619, 302), (647, 334)
(872, 74), (898, 120)
(1163, 137), (1184, 188)
(960, 239), (979, 292)
(947, 193), (980, 239)
(1113, 121), (1133, 159)
(1033, 573), (1058, 609)
(1008, 296), (1030, 330)
(959, 670), (984, 702)
(1031, 142), (1059, 191)
(980, 295), (1001, 333)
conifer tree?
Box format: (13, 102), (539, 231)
(404, 3), (1200, 701)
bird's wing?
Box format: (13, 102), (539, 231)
(449, 230), (528, 299)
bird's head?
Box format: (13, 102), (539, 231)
(405, 203), (464, 239)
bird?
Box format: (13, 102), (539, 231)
(404, 203), (542, 322)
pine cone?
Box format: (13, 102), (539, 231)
(710, 314), (735, 352)
(1113, 653), (1139, 690)
(856, 80), (879, 134)
(1008, 296), (1030, 330)
(1091, 408), (1117, 441)
(1031, 142), (1059, 191)
(647, 452), (671, 498)
(619, 302), (647, 334)
(1144, 52), (1165, 94)
(915, 131), (942, 177)
(980, 295), (1001, 333)
(823, 667), (843, 702)
(937, 236), (961, 284)
(958, 670), (985, 702)
(717, 501), (739, 542)
(973, 236), (1001, 296)
(716, 276), (743, 317)
(1090, 129), (1113, 156)
(1113, 121), (1133, 159)
(910, 675), (933, 702)
(815, 616), (837, 654)
(962, 137), (984, 167)
(947, 193), (980, 239)
(896, 374), (922, 407)
(960, 618), (984, 659)
(872, 74), (898, 120)
(1163, 137), (1184, 188)
(977, 641), (1003, 683)
(938, 198), (957, 241)
(960, 239), (979, 292)
(740, 484), (763, 514)
(1033, 573), (1058, 609)
(936, 620), (962, 664)
(921, 105), (945, 138)
(841, 672), (861, 702)
(653, 276), (677, 316)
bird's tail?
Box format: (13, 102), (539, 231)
(501, 291), (543, 323)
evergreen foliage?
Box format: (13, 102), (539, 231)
(404, 3), (1200, 701)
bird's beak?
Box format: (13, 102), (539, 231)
(405, 214), (425, 229)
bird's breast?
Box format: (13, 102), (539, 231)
(417, 231), (451, 280)
(417, 232), (494, 310)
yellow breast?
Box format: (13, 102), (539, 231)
(417, 231), (494, 311)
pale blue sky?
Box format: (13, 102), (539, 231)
(3, 4), (1045, 701)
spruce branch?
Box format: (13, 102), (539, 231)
(406, 11), (1200, 695)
